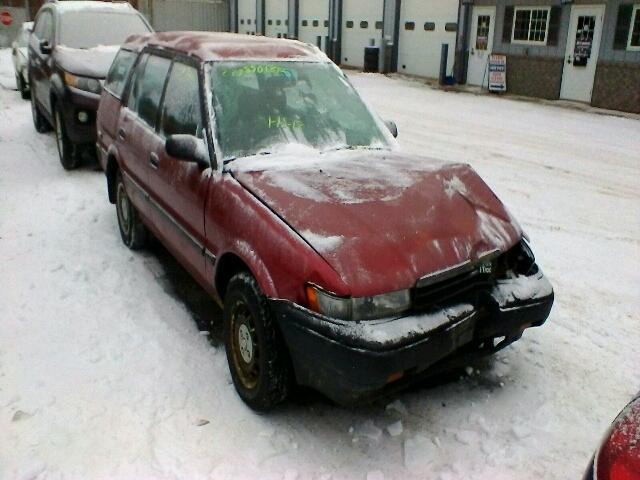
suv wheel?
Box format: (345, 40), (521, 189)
(30, 94), (51, 133)
(115, 170), (147, 249)
(16, 73), (29, 100)
(224, 272), (291, 411)
(54, 107), (81, 170)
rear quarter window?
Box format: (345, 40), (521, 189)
(105, 49), (138, 98)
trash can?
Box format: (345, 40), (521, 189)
(364, 46), (379, 73)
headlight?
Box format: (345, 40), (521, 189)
(306, 285), (411, 321)
(64, 72), (102, 94)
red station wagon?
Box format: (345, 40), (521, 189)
(97, 32), (554, 410)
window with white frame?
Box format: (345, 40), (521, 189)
(512, 7), (550, 45)
(629, 5), (640, 50)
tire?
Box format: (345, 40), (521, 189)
(54, 105), (80, 170)
(224, 272), (292, 411)
(115, 170), (147, 249)
(17, 73), (30, 100)
(30, 92), (51, 133)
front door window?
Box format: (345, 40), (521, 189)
(573, 16), (596, 66)
(476, 15), (491, 50)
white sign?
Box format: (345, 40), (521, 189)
(488, 54), (506, 92)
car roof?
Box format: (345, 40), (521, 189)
(122, 31), (328, 63)
(51, 1), (136, 14)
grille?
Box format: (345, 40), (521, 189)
(412, 268), (493, 310)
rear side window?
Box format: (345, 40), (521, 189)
(105, 49), (137, 98)
(159, 62), (203, 138)
(127, 54), (171, 129)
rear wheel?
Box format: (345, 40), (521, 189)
(224, 272), (291, 411)
(115, 170), (147, 249)
(30, 92), (50, 133)
(54, 106), (81, 170)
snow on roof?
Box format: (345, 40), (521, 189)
(122, 31), (329, 62)
(53, 1), (135, 13)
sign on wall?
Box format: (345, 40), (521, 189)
(488, 54), (506, 92)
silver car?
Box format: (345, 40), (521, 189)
(11, 21), (33, 99)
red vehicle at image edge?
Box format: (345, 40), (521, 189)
(96, 32), (554, 411)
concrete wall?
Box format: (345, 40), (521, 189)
(149, 0), (229, 32)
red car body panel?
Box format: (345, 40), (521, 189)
(586, 395), (640, 480)
(232, 153), (522, 297)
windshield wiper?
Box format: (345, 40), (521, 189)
(223, 150), (272, 168)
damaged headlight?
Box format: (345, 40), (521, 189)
(64, 72), (102, 94)
(306, 285), (411, 321)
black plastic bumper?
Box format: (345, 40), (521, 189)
(59, 86), (100, 144)
(271, 270), (553, 405)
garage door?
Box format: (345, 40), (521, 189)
(341, 0), (384, 68)
(238, 0), (256, 35)
(397, 0), (458, 78)
(298, 0), (329, 51)
(265, 0), (288, 38)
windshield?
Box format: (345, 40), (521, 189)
(208, 61), (392, 160)
(59, 12), (150, 49)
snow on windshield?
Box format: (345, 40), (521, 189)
(209, 62), (393, 161)
(59, 12), (150, 49)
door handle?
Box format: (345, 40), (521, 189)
(118, 128), (127, 140)
(567, 55), (572, 64)
(149, 152), (160, 169)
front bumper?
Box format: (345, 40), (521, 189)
(59, 86), (101, 144)
(271, 269), (553, 405)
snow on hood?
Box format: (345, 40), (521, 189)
(231, 151), (523, 296)
(53, 45), (120, 78)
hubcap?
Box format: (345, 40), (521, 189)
(238, 324), (253, 364)
(230, 302), (259, 389)
(116, 183), (130, 235)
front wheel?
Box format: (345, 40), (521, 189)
(115, 170), (147, 249)
(224, 272), (292, 411)
(30, 92), (50, 133)
(54, 106), (80, 170)
(17, 73), (29, 100)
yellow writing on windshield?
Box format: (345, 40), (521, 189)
(221, 65), (292, 77)
(267, 116), (304, 129)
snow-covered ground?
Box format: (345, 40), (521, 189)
(1, 48), (639, 480)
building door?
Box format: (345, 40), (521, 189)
(397, 0), (459, 79)
(238, 0), (256, 35)
(467, 6), (495, 87)
(341, 0), (384, 68)
(560, 5), (605, 103)
(298, 0), (329, 51)
(265, 0), (288, 38)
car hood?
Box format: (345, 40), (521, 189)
(231, 150), (522, 296)
(53, 45), (120, 78)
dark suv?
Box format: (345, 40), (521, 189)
(29, 0), (152, 169)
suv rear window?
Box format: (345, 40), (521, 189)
(127, 54), (171, 129)
(59, 12), (150, 49)
(105, 49), (137, 98)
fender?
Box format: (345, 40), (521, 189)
(49, 72), (67, 105)
(215, 241), (279, 300)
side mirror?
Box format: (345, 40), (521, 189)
(39, 39), (52, 55)
(385, 120), (398, 138)
(165, 134), (210, 168)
